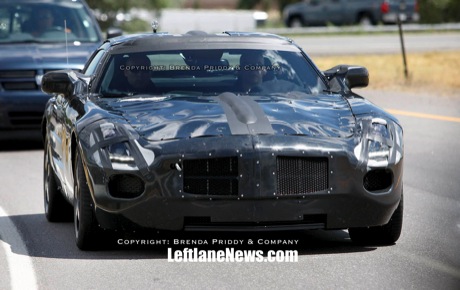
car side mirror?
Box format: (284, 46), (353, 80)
(106, 27), (123, 39)
(323, 65), (369, 90)
(344, 66), (369, 88)
(41, 70), (75, 98)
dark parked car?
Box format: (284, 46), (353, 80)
(283, 0), (419, 27)
(42, 30), (404, 250)
(0, 0), (119, 140)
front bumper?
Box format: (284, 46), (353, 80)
(382, 12), (420, 24)
(81, 134), (403, 232)
(0, 91), (49, 135)
(95, 188), (402, 231)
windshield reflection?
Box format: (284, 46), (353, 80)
(0, 2), (100, 43)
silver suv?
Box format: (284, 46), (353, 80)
(0, 0), (119, 140)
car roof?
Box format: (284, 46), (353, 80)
(105, 31), (300, 54)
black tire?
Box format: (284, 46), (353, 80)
(288, 16), (304, 28)
(349, 194), (403, 245)
(44, 137), (73, 222)
(74, 148), (103, 250)
(357, 13), (376, 26)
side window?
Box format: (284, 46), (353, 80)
(99, 57), (116, 93)
(0, 8), (9, 38)
(83, 49), (105, 75)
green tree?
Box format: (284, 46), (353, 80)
(86, 0), (165, 12)
(418, 0), (460, 23)
(237, 0), (298, 13)
(444, 0), (460, 22)
(86, 0), (166, 31)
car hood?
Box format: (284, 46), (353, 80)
(0, 42), (100, 70)
(101, 92), (356, 141)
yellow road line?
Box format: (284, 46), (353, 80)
(386, 109), (460, 123)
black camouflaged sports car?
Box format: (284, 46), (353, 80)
(41, 30), (404, 250)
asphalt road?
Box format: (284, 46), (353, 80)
(290, 32), (460, 56)
(1, 87), (459, 289)
(1, 32), (460, 289)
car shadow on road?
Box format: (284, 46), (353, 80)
(1, 214), (384, 260)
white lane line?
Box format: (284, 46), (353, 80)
(0, 206), (38, 290)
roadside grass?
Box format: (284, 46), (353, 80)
(313, 50), (460, 95)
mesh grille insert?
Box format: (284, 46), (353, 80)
(183, 157), (238, 196)
(276, 156), (328, 195)
(108, 174), (145, 199)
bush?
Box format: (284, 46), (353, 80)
(419, 0), (460, 23)
(120, 18), (151, 33)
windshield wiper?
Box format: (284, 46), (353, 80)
(1, 39), (44, 44)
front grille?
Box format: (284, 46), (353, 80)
(3, 82), (38, 90)
(183, 157), (238, 196)
(0, 70), (37, 91)
(363, 169), (392, 192)
(0, 70), (36, 78)
(0, 69), (58, 91)
(44, 69), (60, 74)
(108, 174), (145, 199)
(276, 156), (328, 195)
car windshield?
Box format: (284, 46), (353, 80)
(98, 49), (328, 96)
(0, 2), (100, 43)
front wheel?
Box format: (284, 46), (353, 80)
(349, 194), (403, 245)
(44, 137), (73, 222)
(74, 149), (103, 250)
(288, 17), (304, 28)
(357, 13), (376, 26)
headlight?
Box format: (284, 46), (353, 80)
(99, 123), (135, 167)
(354, 117), (401, 168)
(108, 142), (135, 164)
(100, 123), (116, 139)
(367, 118), (390, 167)
(84, 121), (155, 171)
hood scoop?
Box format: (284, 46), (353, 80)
(217, 92), (274, 135)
